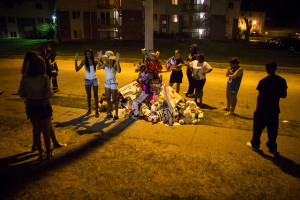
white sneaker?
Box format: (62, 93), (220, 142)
(221, 107), (230, 111)
(247, 142), (259, 152)
(224, 111), (234, 116)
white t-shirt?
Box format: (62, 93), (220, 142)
(189, 60), (212, 80)
(84, 64), (97, 80)
(104, 66), (116, 81)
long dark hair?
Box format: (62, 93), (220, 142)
(84, 48), (96, 72)
(23, 51), (46, 77)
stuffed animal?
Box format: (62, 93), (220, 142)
(151, 102), (159, 115)
(179, 106), (197, 125)
(148, 114), (159, 123)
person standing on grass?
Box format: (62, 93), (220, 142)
(169, 49), (184, 93)
(184, 43), (198, 98)
(247, 62), (287, 155)
(222, 57), (243, 115)
(18, 52), (53, 161)
(97, 50), (121, 122)
(188, 52), (212, 107)
(75, 49), (100, 117)
(21, 52), (66, 152)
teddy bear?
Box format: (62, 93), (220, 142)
(179, 106), (198, 125)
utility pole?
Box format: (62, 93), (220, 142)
(145, 0), (153, 54)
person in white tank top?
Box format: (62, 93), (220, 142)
(75, 48), (101, 117)
(97, 50), (121, 121)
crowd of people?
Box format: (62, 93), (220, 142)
(18, 43), (288, 161)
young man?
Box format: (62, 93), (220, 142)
(247, 62), (287, 155)
(222, 57), (243, 115)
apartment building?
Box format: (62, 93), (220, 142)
(0, 0), (55, 39)
(57, 0), (121, 41)
(122, 0), (240, 41)
(239, 11), (266, 35)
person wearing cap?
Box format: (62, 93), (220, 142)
(97, 50), (121, 121)
(188, 52), (212, 107)
(247, 62), (287, 155)
(222, 57), (243, 115)
(75, 49), (100, 117)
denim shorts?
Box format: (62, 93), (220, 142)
(85, 78), (98, 87)
(105, 77), (118, 90)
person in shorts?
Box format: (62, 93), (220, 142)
(75, 49), (100, 117)
(188, 52), (212, 107)
(222, 57), (243, 115)
(97, 50), (121, 121)
(169, 49), (184, 93)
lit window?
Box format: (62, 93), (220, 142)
(253, 20), (257, 25)
(172, 15), (178, 22)
(200, 12), (205, 19)
(172, 0), (178, 5)
(162, 20), (167, 25)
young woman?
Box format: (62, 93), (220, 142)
(22, 52), (65, 152)
(19, 52), (53, 160)
(75, 49), (100, 117)
(97, 51), (121, 121)
(188, 53), (212, 107)
(41, 45), (59, 93)
(169, 49), (184, 93)
(184, 44), (198, 97)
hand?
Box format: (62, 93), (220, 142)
(75, 53), (79, 61)
(97, 51), (102, 60)
(116, 52), (120, 62)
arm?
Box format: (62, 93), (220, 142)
(18, 76), (26, 98)
(97, 51), (105, 70)
(281, 89), (287, 98)
(229, 68), (243, 79)
(75, 53), (84, 71)
(114, 52), (121, 73)
(226, 67), (231, 77)
(44, 75), (52, 98)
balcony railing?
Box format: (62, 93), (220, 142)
(182, 19), (206, 29)
(182, 4), (209, 12)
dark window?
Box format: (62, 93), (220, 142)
(72, 11), (80, 19)
(45, 18), (51, 23)
(228, 2), (234, 9)
(36, 3), (42, 9)
(37, 18), (44, 24)
(8, 17), (15, 23)
(74, 30), (78, 38)
(10, 32), (17, 37)
(153, 14), (158, 21)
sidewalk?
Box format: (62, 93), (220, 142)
(1, 94), (299, 164)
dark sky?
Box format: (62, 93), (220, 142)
(241, 0), (300, 27)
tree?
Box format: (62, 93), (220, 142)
(37, 24), (56, 40)
(244, 17), (252, 42)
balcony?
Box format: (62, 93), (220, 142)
(182, 19), (206, 29)
(182, 4), (209, 13)
(97, 3), (115, 9)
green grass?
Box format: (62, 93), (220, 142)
(1, 38), (300, 68)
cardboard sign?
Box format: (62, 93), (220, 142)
(119, 81), (142, 100)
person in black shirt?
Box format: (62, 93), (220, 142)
(247, 62), (287, 155)
(169, 49), (184, 93)
(184, 44), (198, 97)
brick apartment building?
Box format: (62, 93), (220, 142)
(0, 0), (56, 39)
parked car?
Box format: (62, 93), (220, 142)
(266, 36), (300, 52)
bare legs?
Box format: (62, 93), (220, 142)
(226, 92), (237, 114)
(169, 82), (181, 94)
(105, 88), (118, 116)
(194, 89), (203, 107)
(85, 85), (99, 116)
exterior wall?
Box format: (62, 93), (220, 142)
(225, 0), (240, 39)
(239, 11), (266, 34)
(121, 0), (143, 40)
(57, 0), (121, 40)
(0, 0), (54, 39)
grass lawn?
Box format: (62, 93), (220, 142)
(0, 115), (299, 199)
(1, 38), (300, 68)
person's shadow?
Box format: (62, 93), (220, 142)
(199, 103), (217, 110)
(251, 149), (300, 178)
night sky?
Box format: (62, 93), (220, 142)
(241, 0), (300, 27)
